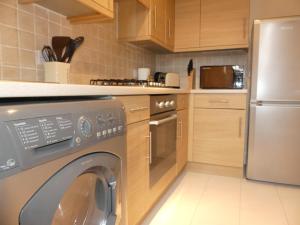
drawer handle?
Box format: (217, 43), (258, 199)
(209, 100), (229, 104)
(129, 107), (149, 112)
(178, 119), (183, 139)
(238, 117), (242, 138)
(145, 132), (152, 164)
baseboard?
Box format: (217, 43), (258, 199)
(186, 162), (244, 178)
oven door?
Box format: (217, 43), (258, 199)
(149, 111), (177, 187)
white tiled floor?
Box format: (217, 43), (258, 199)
(141, 170), (300, 225)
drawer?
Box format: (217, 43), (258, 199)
(177, 94), (189, 110)
(194, 94), (247, 109)
(117, 96), (150, 124)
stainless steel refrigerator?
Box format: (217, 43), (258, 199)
(247, 17), (300, 185)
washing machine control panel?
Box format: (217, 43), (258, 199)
(0, 99), (126, 180)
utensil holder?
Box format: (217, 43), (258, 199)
(188, 69), (196, 89)
(44, 62), (70, 84)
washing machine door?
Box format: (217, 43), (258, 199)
(19, 153), (121, 225)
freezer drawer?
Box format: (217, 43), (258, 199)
(247, 103), (300, 185)
(251, 17), (300, 101)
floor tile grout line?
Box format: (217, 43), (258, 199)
(275, 186), (291, 225)
(188, 174), (211, 225)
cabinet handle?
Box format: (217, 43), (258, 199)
(146, 132), (152, 164)
(209, 100), (229, 104)
(238, 117), (242, 138)
(129, 106), (149, 112)
(178, 119), (183, 139)
(154, 5), (157, 29)
(168, 19), (171, 37)
(243, 18), (247, 40)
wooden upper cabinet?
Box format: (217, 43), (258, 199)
(165, 0), (175, 49)
(19, 0), (114, 24)
(200, 0), (249, 49)
(175, 0), (201, 50)
(118, 0), (175, 52)
(151, 0), (167, 43)
(137, 0), (150, 8)
(174, 0), (249, 52)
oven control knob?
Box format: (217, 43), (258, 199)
(157, 101), (165, 109)
(78, 117), (93, 138)
(165, 101), (170, 107)
(170, 100), (175, 107)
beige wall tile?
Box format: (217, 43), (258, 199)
(0, 4), (156, 84)
(49, 11), (61, 24)
(0, 25), (18, 47)
(18, 3), (34, 14)
(35, 35), (48, 51)
(2, 66), (20, 81)
(20, 50), (35, 68)
(35, 17), (48, 36)
(21, 68), (37, 81)
(20, 31), (35, 50)
(34, 5), (48, 19)
(2, 46), (19, 66)
(18, 11), (34, 33)
(0, 3), (17, 27)
(49, 22), (61, 37)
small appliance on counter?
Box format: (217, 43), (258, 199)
(137, 68), (151, 81)
(200, 65), (244, 89)
(154, 72), (180, 88)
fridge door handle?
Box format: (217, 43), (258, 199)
(256, 101), (263, 106)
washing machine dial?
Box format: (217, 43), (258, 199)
(78, 116), (93, 138)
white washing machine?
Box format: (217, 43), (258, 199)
(0, 97), (127, 225)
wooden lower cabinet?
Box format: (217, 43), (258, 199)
(126, 120), (150, 225)
(176, 109), (189, 173)
(192, 108), (245, 167)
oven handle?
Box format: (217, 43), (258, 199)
(149, 114), (177, 126)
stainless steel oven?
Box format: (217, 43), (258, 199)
(149, 95), (177, 187)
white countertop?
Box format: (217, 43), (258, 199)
(0, 81), (247, 98)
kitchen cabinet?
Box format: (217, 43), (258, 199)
(117, 96), (150, 125)
(176, 94), (189, 173)
(117, 96), (150, 225)
(176, 109), (189, 173)
(165, 0), (175, 49)
(174, 0), (249, 52)
(191, 94), (246, 168)
(19, 0), (114, 24)
(118, 0), (174, 52)
(200, 0), (249, 49)
(174, 0), (201, 50)
(126, 120), (150, 225)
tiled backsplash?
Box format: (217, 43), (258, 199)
(156, 50), (249, 89)
(0, 1), (156, 84)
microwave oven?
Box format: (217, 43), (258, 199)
(200, 65), (244, 89)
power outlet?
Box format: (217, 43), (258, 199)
(36, 50), (45, 65)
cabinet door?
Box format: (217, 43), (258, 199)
(192, 109), (245, 167)
(137, 0), (150, 8)
(126, 121), (150, 225)
(175, 0), (201, 50)
(200, 0), (249, 48)
(165, 0), (175, 48)
(177, 109), (189, 173)
(151, 0), (166, 43)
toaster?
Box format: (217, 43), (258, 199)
(154, 72), (180, 88)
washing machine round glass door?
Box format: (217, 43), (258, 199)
(19, 153), (121, 225)
(52, 172), (112, 225)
